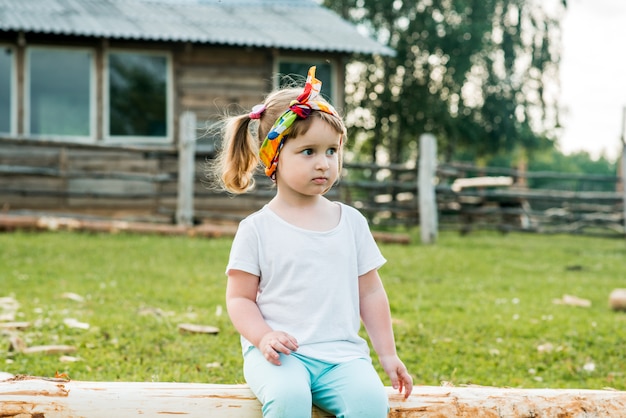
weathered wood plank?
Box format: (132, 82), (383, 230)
(0, 176), (65, 189)
(0, 145), (61, 166)
(67, 158), (161, 173)
(0, 214), (237, 237)
(176, 46), (268, 67)
(67, 197), (157, 209)
(419, 133), (438, 244)
(68, 179), (156, 195)
(0, 165), (171, 182)
(0, 377), (625, 417)
(176, 111), (196, 226)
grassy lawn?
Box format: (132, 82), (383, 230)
(1, 229), (625, 390)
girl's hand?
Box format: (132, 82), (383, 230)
(379, 355), (413, 398)
(258, 331), (299, 365)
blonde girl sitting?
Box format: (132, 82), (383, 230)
(214, 66), (413, 418)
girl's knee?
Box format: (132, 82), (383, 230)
(261, 382), (312, 418)
(315, 370), (388, 418)
(354, 397), (388, 418)
(342, 386), (388, 418)
(244, 349), (314, 417)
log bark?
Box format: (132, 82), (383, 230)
(1, 376), (625, 417)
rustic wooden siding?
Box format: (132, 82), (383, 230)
(176, 45), (273, 112)
(0, 139), (273, 224)
(173, 45), (345, 143)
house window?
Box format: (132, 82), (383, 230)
(0, 47), (13, 134)
(26, 47), (93, 138)
(277, 61), (334, 104)
(107, 51), (170, 141)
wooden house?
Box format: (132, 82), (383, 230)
(0, 0), (392, 225)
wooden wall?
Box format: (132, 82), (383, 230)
(175, 44), (274, 120)
(0, 139), (272, 225)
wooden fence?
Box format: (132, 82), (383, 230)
(0, 127), (624, 239)
(341, 168), (623, 238)
(336, 135), (624, 240)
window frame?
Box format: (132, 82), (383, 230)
(0, 44), (17, 136)
(104, 48), (174, 144)
(23, 45), (96, 142)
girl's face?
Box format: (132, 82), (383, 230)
(275, 117), (342, 199)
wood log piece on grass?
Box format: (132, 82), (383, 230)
(609, 288), (626, 311)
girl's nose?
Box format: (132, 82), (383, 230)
(315, 155), (330, 169)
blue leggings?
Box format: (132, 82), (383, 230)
(243, 347), (388, 418)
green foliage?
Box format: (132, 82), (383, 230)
(526, 149), (618, 191)
(1, 230), (624, 390)
(326, 0), (566, 163)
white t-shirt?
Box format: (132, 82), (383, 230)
(226, 202), (386, 363)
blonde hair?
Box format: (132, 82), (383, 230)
(212, 88), (347, 194)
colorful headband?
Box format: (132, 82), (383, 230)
(259, 66), (339, 179)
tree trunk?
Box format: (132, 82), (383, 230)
(1, 376), (625, 417)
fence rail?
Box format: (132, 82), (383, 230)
(337, 159), (623, 237)
(0, 132), (624, 238)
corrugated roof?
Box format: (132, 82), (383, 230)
(0, 0), (394, 56)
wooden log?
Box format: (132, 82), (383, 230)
(0, 214), (235, 237)
(177, 323), (220, 334)
(372, 231), (411, 245)
(0, 322), (30, 330)
(20, 345), (78, 355)
(609, 288), (626, 311)
(1, 376), (625, 417)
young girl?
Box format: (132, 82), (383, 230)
(214, 67), (413, 418)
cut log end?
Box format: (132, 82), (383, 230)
(609, 288), (626, 311)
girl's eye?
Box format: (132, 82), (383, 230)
(301, 149), (313, 156)
(326, 148), (337, 156)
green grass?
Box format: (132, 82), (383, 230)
(1, 230), (625, 390)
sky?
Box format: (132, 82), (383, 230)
(558, 0), (626, 162)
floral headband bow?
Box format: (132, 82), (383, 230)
(258, 66), (340, 179)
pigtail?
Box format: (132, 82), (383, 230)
(215, 114), (259, 194)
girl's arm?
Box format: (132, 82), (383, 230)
(226, 269), (298, 365)
(359, 269), (413, 398)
